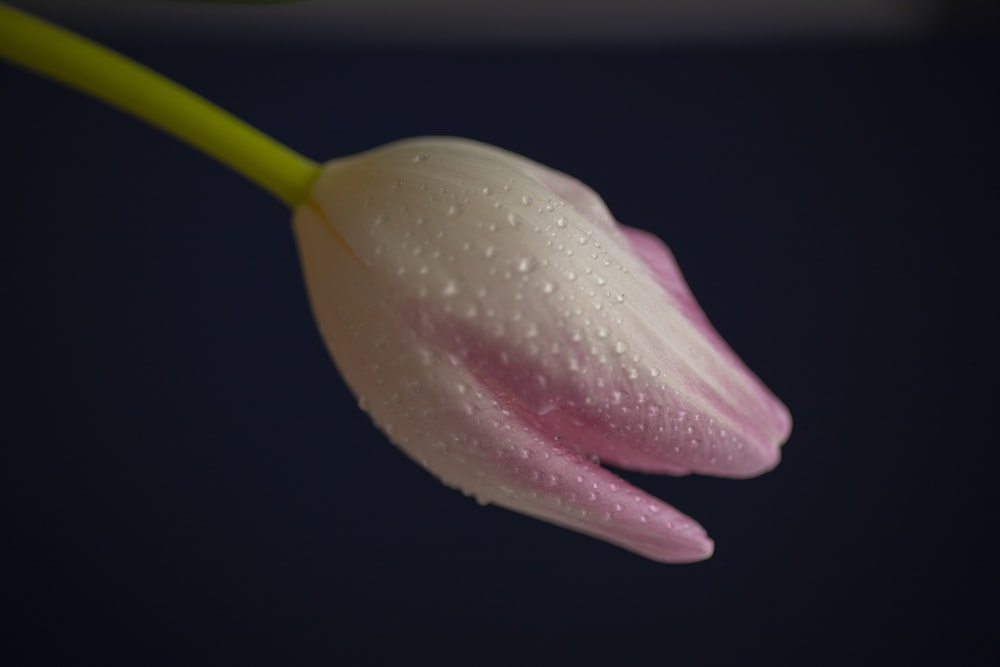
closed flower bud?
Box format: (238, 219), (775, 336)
(293, 137), (791, 562)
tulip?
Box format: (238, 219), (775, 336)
(2, 5), (790, 563)
(294, 137), (791, 562)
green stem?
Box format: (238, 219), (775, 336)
(0, 3), (320, 209)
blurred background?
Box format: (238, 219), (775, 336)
(2, 1), (997, 665)
(7, 0), (999, 44)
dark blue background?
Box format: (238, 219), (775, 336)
(2, 29), (996, 666)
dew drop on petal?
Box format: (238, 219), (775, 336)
(517, 256), (537, 273)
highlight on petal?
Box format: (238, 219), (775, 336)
(292, 137), (791, 562)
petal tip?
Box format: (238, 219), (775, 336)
(656, 533), (715, 564)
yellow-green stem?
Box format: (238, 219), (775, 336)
(0, 3), (320, 209)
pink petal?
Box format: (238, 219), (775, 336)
(429, 361), (716, 563)
(619, 225), (793, 476)
(501, 152), (792, 477)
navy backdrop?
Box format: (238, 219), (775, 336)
(1, 24), (996, 667)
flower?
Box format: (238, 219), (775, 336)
(292, 137), (791, 563)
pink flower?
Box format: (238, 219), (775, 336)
(292, 137), (791, 562)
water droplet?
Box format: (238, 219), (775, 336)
(516, 256), (537, 273)
(556, 217), (567, 228)
(482, 186), (493, 195)
(442, 280), (459, 296)
(542, 281), (557, 294)
(446, 204), (463, 216)
(596, 276), (607, 286)
(565, 271), (577, 281)
(614, 341), (628, 354)
(412, 153), (429, 162)
(521, 195), (533, 206)
(484, 245), (497, 259)
(615, 293), (625, 303)
(597, 326), (609, 338)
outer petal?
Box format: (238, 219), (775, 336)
(480, 143), (793, 475)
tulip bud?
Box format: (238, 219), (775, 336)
(292, 137), (791, 562)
